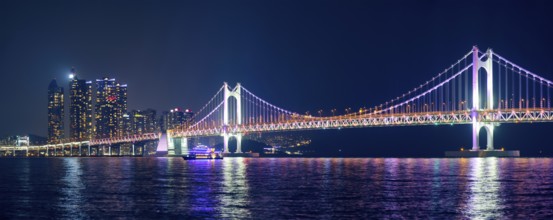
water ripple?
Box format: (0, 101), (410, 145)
(0, 157), (553, 218)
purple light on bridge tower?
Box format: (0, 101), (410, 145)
(157, 133), (168, 152)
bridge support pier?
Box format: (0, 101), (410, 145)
(223, 135), (229, 153)
(236, 134), (242, 153)
(167, 133), (175, 156)
(223, 134), (243, 153)
(167, 136), (187, 156)
(180, 138), (188, 155)
(472, 123), (495, 151)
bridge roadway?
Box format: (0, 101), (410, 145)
(170, 108), (553, 138)
(0, 133), (160, 157)
(2, 108), (551, 157)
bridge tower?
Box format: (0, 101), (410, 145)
(471, 46), (495, 151)
(223, 82), (243, 153)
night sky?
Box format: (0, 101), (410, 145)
(1, 1), (553, 156)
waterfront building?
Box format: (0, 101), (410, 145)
(68, 68), (93, 141)
(140, 109), (157, 133)
(184, 109), (194, 127)
(94, 77), (127, 138)
(158, 111), (170, 132)
(123, 109), (157, 135)
(160, 108), (194, 132)
(1, 135), (47, 146)
(47, 79), (64, 144)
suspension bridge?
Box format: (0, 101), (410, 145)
(166, 46), (553, 156)
(2, 46), (552, 157)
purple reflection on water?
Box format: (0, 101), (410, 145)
(0, 157), (552, 218)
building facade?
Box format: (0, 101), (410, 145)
(123, 109), (157, 135)
(47, 79), (64, 144)
(69, 69), (93, 141)
(94, 77), (127, 138)
(160, 108), (193, 132)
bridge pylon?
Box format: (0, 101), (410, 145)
(471, 46), (495, 150)
(223, 82), (243, 153)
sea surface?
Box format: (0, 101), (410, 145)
(0, 157), (552, 219)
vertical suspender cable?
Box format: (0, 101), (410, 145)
(519, 68), (521, 109)
(441, 71), (444, 111)
(540, 80), (543, 108)
(505, 62), (508, 108)
(446, 68), (449, 111)
(499, 60), (501, 109)
(465, 58), (468, 109)
(533, 76), (536, 108)
(434, 76), (436, 111)
(511, 65), (514, 108)
(451, 66), (453, 111)
(457, 61), (461, 111)
(519, 73), (530, 108)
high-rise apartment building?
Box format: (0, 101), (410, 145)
(160, 108), (194, 132)
(69, 68), (93, 141)
(94, 77), (127, 138)
(123, 109), (157, 135)
(47, 79), (64, 144)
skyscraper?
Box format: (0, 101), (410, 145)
(160, 108), (194, 132)
(69, 68), (93, 141)
(47, 79), (64, 144)
(184, 109), (194, 127)
(161, 108), (183, 132)
(123, 109), (157, 135)
(94, 77), (127, 138)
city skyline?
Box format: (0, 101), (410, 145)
(2, 1), (553, 156)
(44, 71), (194, 143)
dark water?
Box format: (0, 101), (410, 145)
(0, 157), (552, 219)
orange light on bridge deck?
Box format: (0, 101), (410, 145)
(460, 148), (464, 151)
(501, 148), (504, 151)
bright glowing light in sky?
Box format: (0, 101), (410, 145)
(69, 74), (74, 79)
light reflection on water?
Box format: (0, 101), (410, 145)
(220, 158), (251, 218)
(467, 158), (502, 219)
(59, 158), (85, 218)
(0, 157), (553, 218)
